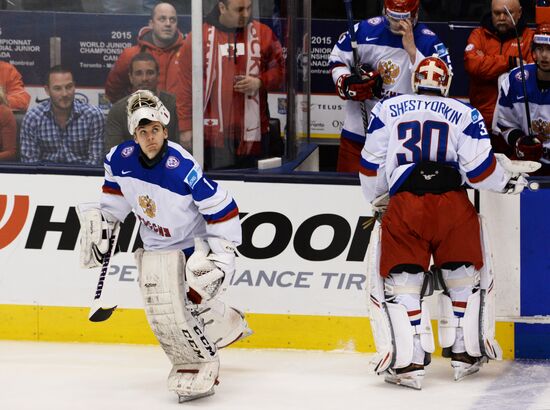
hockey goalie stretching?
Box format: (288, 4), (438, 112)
(360, 55), (541, 389)
(76, 89), (251, 402)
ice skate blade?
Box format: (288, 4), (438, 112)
(177, 388), (215, 403)
(452, 357), (487, 381)
(384, 370), (424, 390)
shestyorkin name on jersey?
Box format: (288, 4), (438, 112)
(136, 214), (172, 237)
(388, 98), (463, 125)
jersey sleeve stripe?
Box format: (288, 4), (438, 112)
(467, 154), (497, 183)
(102, 185), (123, 196)
(359, 157), (378, 176)
(462, 122), (489, 140)
(204, 200), (239, 224)
(367, 116), (385, 134)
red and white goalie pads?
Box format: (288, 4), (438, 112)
(367, 222), (434, 374)
(76, 203), (119, 269)
(438, 216), (502, 361)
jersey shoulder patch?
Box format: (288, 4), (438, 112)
(367, 16), (383, 26)
(184, 164), (202, 189)
(470, 108), (482, 123)
(421, 28), (435, 36)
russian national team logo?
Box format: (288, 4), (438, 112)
(531, 118), (550, 141)
(138, 195), (157, 218)
(377, 60), (400, 85)
(121, 146), (134, 157)
(0, 195), (30, 249)
(165, 156), (180, 169)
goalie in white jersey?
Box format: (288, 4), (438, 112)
(76, 90), (251, 402)
(329, 0), (452, 173)
(360, 55), (540, 389)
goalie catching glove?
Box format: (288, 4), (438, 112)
(185, 237), (237, 300)
(336, 64), (383, 101)
(495, 153), (541, 194)
(76, 203), (119, 269)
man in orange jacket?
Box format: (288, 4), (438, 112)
(0, 61), (30, 111)
(464, 0), (534, 154)
(105, 2), (186, 138)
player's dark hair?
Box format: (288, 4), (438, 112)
(46, 65), (73, 85)
(130, 52), (160, 74)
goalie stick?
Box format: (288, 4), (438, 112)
(88, 224), (120, 322)
(343, 0), (369, 135)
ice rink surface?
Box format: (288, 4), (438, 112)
(1, 341), (550, 410)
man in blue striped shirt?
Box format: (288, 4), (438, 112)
(20, 65), (105, 165)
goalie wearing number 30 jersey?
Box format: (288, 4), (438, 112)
(360, 55), (539, 390)
(77, 90), (251, 403)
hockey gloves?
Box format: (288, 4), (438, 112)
(336, 65), (383, 101)
(494, 153), (541, 194)
(76, 203), (119, 269)
(186, 238), (237, 300)
(515, 135), (543, 162)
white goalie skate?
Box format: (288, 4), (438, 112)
(384, 364), (425, 390)
(451, 352), (488, 381)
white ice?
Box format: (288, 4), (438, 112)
(1, 341), (550, 410)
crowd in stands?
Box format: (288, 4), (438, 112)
(0, 0), (548, 176)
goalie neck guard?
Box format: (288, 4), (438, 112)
(127, 89), (171, 135)
(412, 55), (453, 97)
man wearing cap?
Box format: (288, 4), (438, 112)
(77, 89), (251, 402)
(493, 22), (550, 175)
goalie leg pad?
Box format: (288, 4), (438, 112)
(367, 223), (433, 375)
(137, 249), (219, 397)
(199, 298), (253, 348)
(168, 360), (219, 402)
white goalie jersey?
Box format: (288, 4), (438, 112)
(100, 140), (242, 252)
(359, 94), (510, 202)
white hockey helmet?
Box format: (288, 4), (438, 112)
(412, 55), (453, 97)
(127, 89), (170, 135)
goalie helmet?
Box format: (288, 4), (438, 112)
(412, 55), (453, 97)
(384, 0), (420, 26)
(127, 89), (170, 135)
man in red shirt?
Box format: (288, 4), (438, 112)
(464, 0), (534, 154)
(179, 0), (285, 170)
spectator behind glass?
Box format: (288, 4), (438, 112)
(0, 87), (17, 161)
(0, 61), (31, 111)
(105, 2), (186, 140)
(179, 0), (285, 170)
(19, 66), (105, 165)
(464, 0), (534, 155)
(105, 52), (179, 152)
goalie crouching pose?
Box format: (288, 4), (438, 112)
(360, 55), (541, 389)
(77, 90), (251, 402)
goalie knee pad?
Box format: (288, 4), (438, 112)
(136, 249), (218, 365)
(199, 299), (253, 348)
